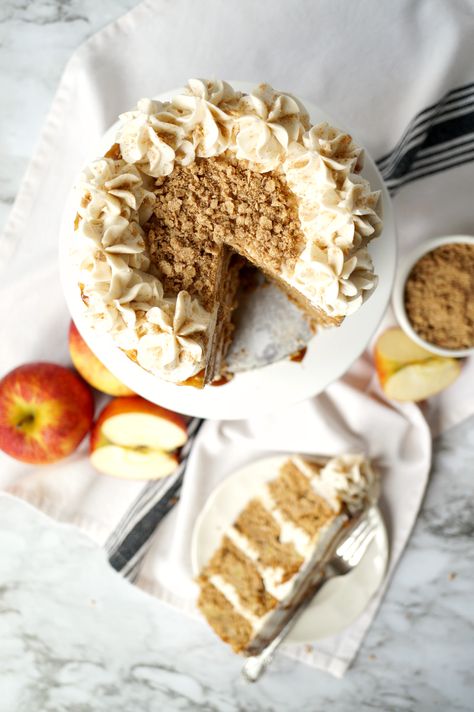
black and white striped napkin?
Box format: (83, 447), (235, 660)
(378, 82), (474, 195)
(105, 418), (203, 580)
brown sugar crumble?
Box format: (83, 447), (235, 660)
(404, 243), (474, 350)
(145, 155), (305, 302)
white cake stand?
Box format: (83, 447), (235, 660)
(59, 83), (397, 420)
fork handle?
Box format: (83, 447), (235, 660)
(242, 575), (329, 683)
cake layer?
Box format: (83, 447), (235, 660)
(202, 536), (278, 617)
(204, 253), (243, 383)
(267, 460), (337, 537)
(233, 499), (304, 581)
(196, 579), (253, 653)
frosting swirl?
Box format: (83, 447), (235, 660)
(294, 453), (379, 513)
(171, 79), (240, 158)
(317, 454), (379, 513)
(287, 244), (377, 317)
(235, 83), (309, 172)
(118, 99), (195, 177)
(303, 123), (363, 174)
(136, 291), (212, 382)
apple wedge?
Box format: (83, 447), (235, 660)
(375, 328), (461, 401)
(382, 358), (461, 402)
(96, 396), (187, 450)
(90, 430), (178, 479)
(374, 328), (434, 386)
(89, 396), (187, 480)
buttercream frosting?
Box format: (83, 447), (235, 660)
(294, 453), (379, 513)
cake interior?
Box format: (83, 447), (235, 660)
(234, 499), (304, 578)
(197, 457), (341, 653)
(145, 155), (341, 383)
(268, 460), (335, 538)
(197, 578), (253, 651)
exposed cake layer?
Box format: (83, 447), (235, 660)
(196, 453), (379, 654)
(204, 536), (278, 617)
(267, 460), (338, 537)
(196, 579), (253, 653)
(204, 253), (243, 382)
(234, 499), (304, 581)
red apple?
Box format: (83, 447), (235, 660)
(68, 321), (134, 396)
(89, 396), (187, 480)
(0, 362), (94, 464)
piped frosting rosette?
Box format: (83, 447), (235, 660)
(293, 453), (380, 514)
(73, 79), (382, 383)
(283, 125), (381, 317)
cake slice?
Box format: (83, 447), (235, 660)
(197, 453), (378, 653)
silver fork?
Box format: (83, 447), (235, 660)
(242, 510), (378, 683)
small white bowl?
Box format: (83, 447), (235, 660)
(392, 234), (474, 358)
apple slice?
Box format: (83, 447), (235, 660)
(89, 396), (187, 480)
(374, 327), (434, 386)
(383, 358), (461, 402)
(96, 396), (187, 451)
(90, 440), (178, 480)
(375, 327), (434, 364)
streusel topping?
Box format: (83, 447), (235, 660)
(146, 155), (306, 307)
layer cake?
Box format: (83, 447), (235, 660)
(197, 454), (378, 653)
(74, 80), (382, 385)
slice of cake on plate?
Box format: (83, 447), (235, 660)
(74, 79), (382, 386)
(196, 454), (379, 653)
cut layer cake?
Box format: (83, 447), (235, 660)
(73, 80), (382, 386)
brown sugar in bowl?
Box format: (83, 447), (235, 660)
(392, 235), (474, 358)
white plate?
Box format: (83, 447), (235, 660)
(191, 455), (388, 643)
(59, 82), (397, 420)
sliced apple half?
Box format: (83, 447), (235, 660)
(374, 327), (434, 386)
(374, 327), (462, 401)
(375, 327), (434, 363)
(383, 358), (461, 402)
(97, 396), (187, 450)
(89, 396), (187, 480)
(90, 436), (178, 479)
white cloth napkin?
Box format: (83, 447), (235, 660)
(1, 0), (473, 677)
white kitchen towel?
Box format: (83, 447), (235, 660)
(0, 0), (473, 677)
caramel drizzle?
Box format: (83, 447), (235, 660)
(104, 143), (122, 160)
(179, 369), (206, 389)
(289, 347), (307, 363)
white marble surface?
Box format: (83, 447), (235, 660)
(0, 2), (474, 710)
